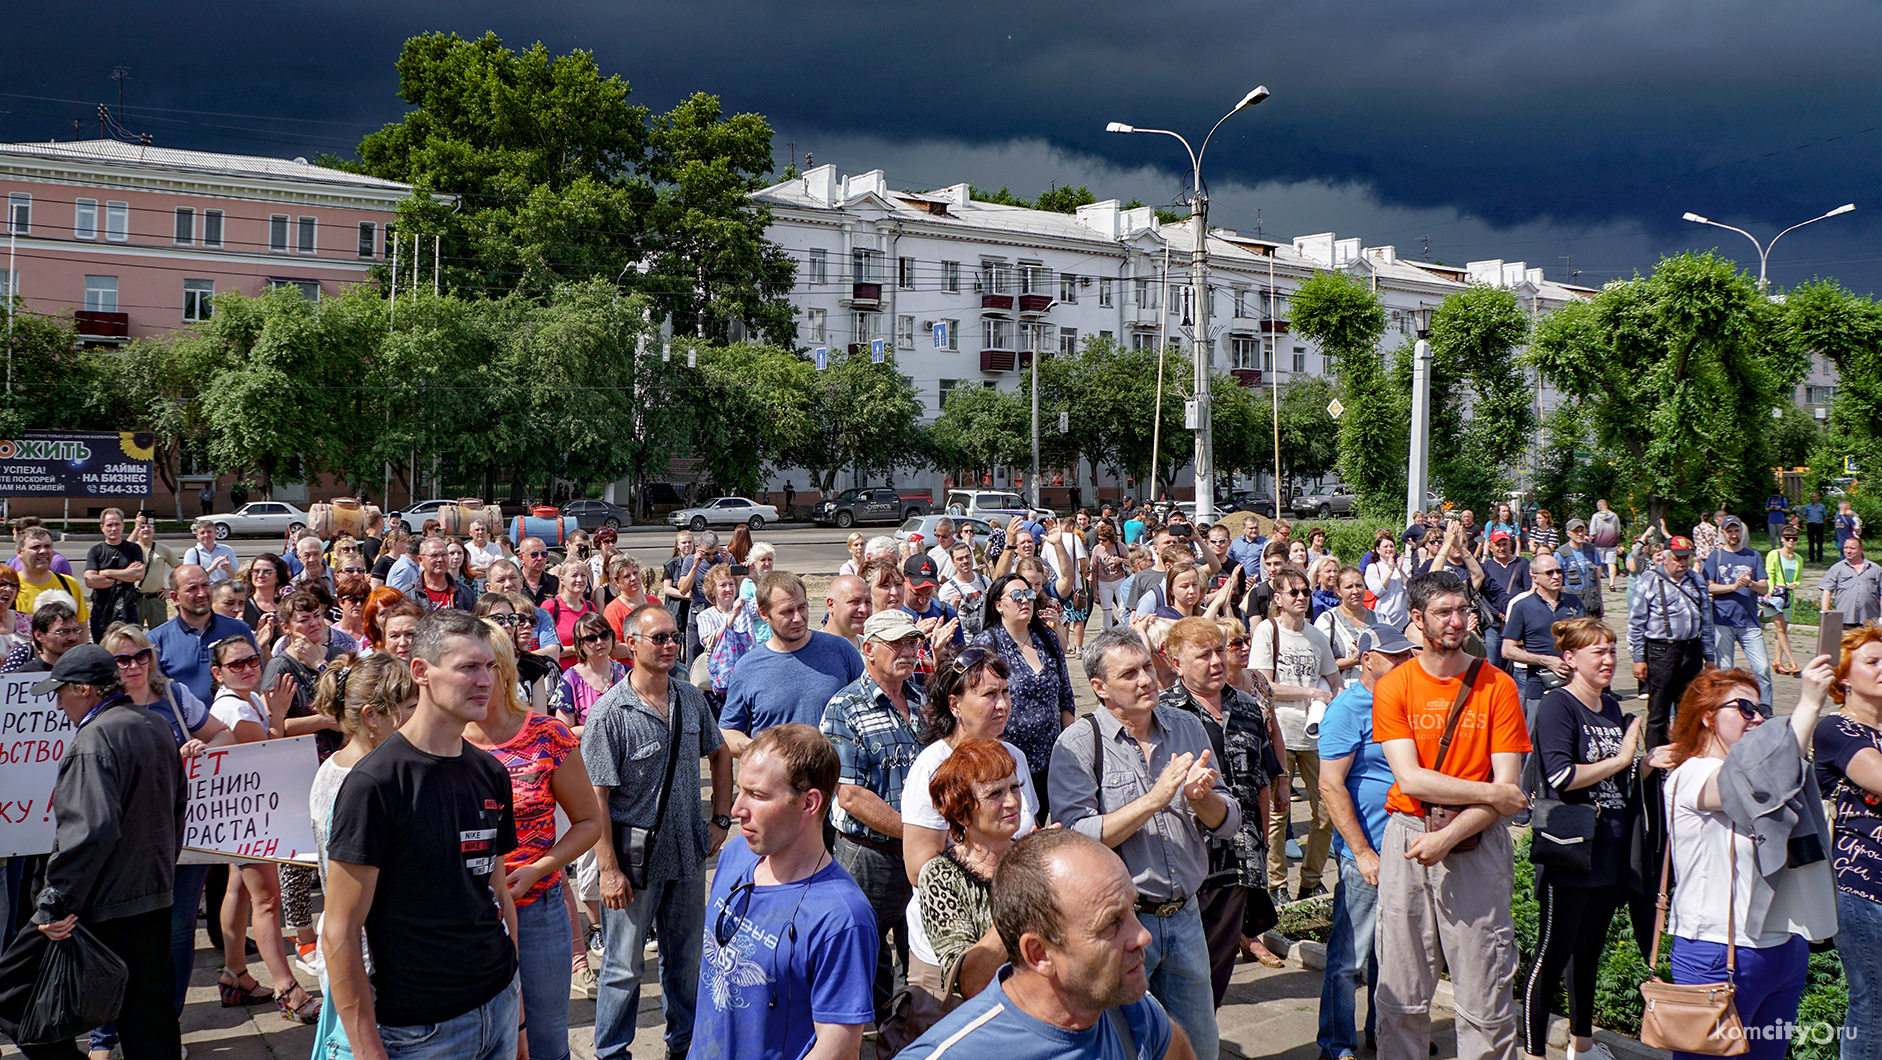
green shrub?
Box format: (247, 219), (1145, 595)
(1292, 518), (1400, 567)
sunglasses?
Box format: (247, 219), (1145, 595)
(579, 633), (611, 646)
(1006, 588), (1038, 603)
(217, 654), (262, 673)
(1281, 587), (1310, 597)
(340, 593), (368, 603)
(1227, 637), (1249, 649)
(1715, 698), (1762, 721)
(487, 613), (529, 627)
(113, 648), (153, 669)
(940, 645), (995, 677)
(526, 550), (548, 558)
(637, 631), (684, 646)
(715, 878), (756, 949)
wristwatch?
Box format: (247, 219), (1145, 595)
(711, 814), (734, 830)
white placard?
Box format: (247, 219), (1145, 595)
(179, 735), (320, 866)
(0, 674), (76, 858)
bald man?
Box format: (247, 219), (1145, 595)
(825, 573), (871, 648)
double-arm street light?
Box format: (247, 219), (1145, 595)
(1682, 203), (1855, 292)
(1109, 85), (1269, 523)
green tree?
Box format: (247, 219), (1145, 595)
(1427, 285), (1534, 512)
(781, 350), (924, 493)
(0, 308), (102, 438)
(930, 385), (1026, 484)
(1291, 272), (1399, 511)
(1033, 184), (1099, 214)
(1274, 374), (1342, 485)
(1779, 280), (1882, 491)
(688, 342), (817, 495)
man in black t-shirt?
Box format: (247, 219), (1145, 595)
(324, 610), (521, 1060)
(82, 507), (145, 640)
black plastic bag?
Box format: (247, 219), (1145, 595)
(0, 923), (127, 1045)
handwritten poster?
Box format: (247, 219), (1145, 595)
(0, 674), (76, 858)
(179, 736), (320, 866)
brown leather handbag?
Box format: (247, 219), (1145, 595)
(1423, 659), (1486, 852)
(1637, 775), (1748, 1055)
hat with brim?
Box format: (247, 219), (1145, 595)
(1356, 625), (1420, 657)
(1667, 535), (1695, 556)
(863, 609), (923, 643)
(28, 644), (118, 698)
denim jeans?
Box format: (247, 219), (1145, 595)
(379, 972), (521, 1060)
(594, 875), (705, 1060)
(1141, 900), (1219, 1060)
(1317, 856), (1379, 1059)
(1837, 888), (1882, 1060)
(517, 893), (574, 1060)
(1670, 934), (1807, 1060)
(1713, 623), (1773, 706)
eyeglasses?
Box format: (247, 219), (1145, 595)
(1006, 588), (1038, 603)
(1281, 587), (1310, 597)
(113, 648), (153, 669)
(1534, 568), (1564, 578)
(579, 633), (611, 646)
(1715, 698), (1762, 721)
(940, 646), (995, 678)
(487, 613), (529, 627)
(1227, 637), (1249, 649)
(340, 593), (368, 603)
(340, 567), (368, 575)
(714, 877), (756, 948)
(217, 654), (262, 673)
(638, 631), (684, 646)
(526, 550), (548, 558)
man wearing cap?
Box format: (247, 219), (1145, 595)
(1479, 529), (1532, 670)
(1555, 518), (1605, 618)
(1819, 535), (1882, 627)
(25, 645), (187, 1060)
(818, 609), (928, 1026)
(1703, 515), (1774, 706)
(1627, 535), (1715, 748)
(901, 553), (963, 695)
(1316, 625), (1417, 1060)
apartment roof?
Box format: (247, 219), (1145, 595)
(0, 139), (413, 194)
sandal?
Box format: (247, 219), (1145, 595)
(1239, 939), (1285, 968)
(218, 970), (274, 1007)
(278, 984), (321, 1025)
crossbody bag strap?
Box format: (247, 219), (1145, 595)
(1431, 658), (1485, 776)
(1264, 617), (1279, 682)
(645, 693), (685, 849)
(1088, 711), (1105, 814)
(161, 684), (192, 744)
(1646, 773), (1738, 974)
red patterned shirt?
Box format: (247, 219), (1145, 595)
(469, 712), (580, 906)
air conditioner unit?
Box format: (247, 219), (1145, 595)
(1080, 276), (1092, 287)
(1814, 407), (1828, 420)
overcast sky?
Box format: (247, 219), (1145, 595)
(7, 1), (1879, 292)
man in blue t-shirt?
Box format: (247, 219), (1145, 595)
(693, 725), (876, 1060)
(1315, 625), (1416, 1060)
(720, 573), (864, 758)
(899, 829), (1188, 1060)
(1703, 516), (1774, 706)
(1500, 552), (1585, 715)
(1765, 491), (1791, 548)
(1801, 492), (1829, 563)
(1226, 514), (1268, 581)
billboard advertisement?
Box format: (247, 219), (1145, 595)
(0, 431), (155, 497)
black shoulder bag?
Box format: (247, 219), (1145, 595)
(614, 697), (684, 890)
(1525, 696), (1602, 873)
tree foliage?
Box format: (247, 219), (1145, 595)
(1290, 271), (1399, 512)
(1779, 280), (1882, 492)
(1426, 284), (1535, 513)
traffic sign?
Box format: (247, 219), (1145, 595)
(1327, 398), (1345, 419)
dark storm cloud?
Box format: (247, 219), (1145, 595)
(6, 1), (1880, 288)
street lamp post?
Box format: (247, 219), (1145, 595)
(1109, 85), (1269, 524)
(1682, 204), (1855, 292)
(1404, 307), (1433, 527)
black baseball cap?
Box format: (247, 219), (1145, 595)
(29, 644), (119, 697)
(902, 554), (940, 589)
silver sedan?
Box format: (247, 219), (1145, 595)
(667, 496), (779, 531)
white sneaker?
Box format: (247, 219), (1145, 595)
(1570, 1042), (1617, 1060)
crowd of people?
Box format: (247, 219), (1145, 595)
(4, 494), (1879, 1060)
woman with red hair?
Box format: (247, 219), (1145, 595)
(359, 586), (407, 650)
(1813, 622), (1882, 1059)
(1645, 661), (1838, 1060)
(917, 739), (1025, 1008)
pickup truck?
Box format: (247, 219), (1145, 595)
(1291, 484), (1359, 520)
(815, 487), (931, 528)
(943, 490), (1041, 526)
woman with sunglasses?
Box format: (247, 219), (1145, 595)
(1316, 566), (1375, 686)
(1817, 624), (1882, 1059)
(972, 572), (1075, 821)
(307, 653), (418, 1060)
(554, 613), (626, 735)
(472, 592), (556, 713)
(330, 571), (372, 648)
(1764, 529), (1804, 675)
(1364, 535), (1408, 629)
(1646, 663), (1839, 1060)
(467, 627), (605, 1060)
(1519, 618), (1641, 1060)
(206, 636), (321, 1023)
(1250, 566), (1343, 902)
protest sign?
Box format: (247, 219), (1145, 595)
(0, 674), (76, 858)
(179, 735), (320, 866)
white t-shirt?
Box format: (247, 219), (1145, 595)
(900, 738), (1037, 966)
(1043, 534), (1087, 588)
(209, 689), (268, 733)
(938, 575), (990, 620)
(1250, 618), (1338, 751)
(467, 540), (505, 571)
(1315, 607), (1372, 685)
(1666, 758), (1795, 948)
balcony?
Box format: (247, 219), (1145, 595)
(74, 311), (130, 341)
(846, 282), (882, 308)
(1017, 293), (1054, 314)
(1018, 349), (1054, 367)
(981, 350), (1016, 372)
(1259, 319), (1290, 334)
(1230, 368), (1264, 388)
(981, 294), (1014, 310)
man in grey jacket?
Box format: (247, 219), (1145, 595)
(23, 644), (186, 1060)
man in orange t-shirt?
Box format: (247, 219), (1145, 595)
(1371, 569), (1530, 1060)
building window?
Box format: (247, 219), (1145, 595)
(978, 260), (1009, 294)
(1099, 330), (1114, 341)
(1099, 277), (1114, 307)
(297, 216), (317, 254)
(357, 222), (376, 258)
(173, 208), (194, 246)
(84, 275), (118, 314)
(1132, 332), (1161, 352)
(74, 200), (97, 241)
(983, 316), (1014, 350)
(808, 248), (827, 285)
(1134, 278), (1158, 309)
(204, 210), (223, 248)
(806, 308), (827, 344)
(897, 315), (915, 350)
(1293, 347), (1307, 374)
(105, 202), (128, 242)
(183, 279), (214, 322)
(942, 260), (960, 292)
(898, 256), (916, 289)
(269, 279), (320, 301)
(852, 312), (882, 344)
(270, 215), (289, 253)
(1231, 336), (1259, 370)
(1233, 289), (1247, 318)
(1059, 273), (1079, 303)
(1020, 322), (1052, 353)
(1262, 339), (1275, 371)
(1019, 263), (1047, 296)
(0, 270), (15, 299)
(1059, 327), (1079, 355)
(939, 378), (963, 410)
(852, 249), (881, 283)
(1807, 385), (1837, 405)
(939, 318), (960, 351)
(7, 193), (29, 235)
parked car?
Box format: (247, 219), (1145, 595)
(666, 496), (779, 531)
(213, 501), (311, 540)
(1222, 491), (1279, 518)
(816, 487), (931, 528)
(389, 498), (454, 529)
(894, 514), (994, 545)
(1291, 484), (1359, 520)
(943, 490), (1042, 526)
(563, 497), (635, 530)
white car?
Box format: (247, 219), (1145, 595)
(213, 501), (311, 540)
(391, 498), (455, 528)
(667, 496), (779, 531)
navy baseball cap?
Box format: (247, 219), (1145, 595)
(1355, 625), (1419, 657)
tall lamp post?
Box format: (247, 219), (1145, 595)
(1109, 84), (1270, 523)
(1681, 203), (1855, 292)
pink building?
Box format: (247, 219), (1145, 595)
(0, 139), (414, 344)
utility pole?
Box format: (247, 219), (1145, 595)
(1192, 197), (1215, 522)
(1406, 338), (1432, 527)
(1030, 327), (1041, 510)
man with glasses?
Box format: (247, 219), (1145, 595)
(926, 518), (960, 580)
(415, 537), (476, 613)
(695, 724), (875, 1060)
(818, 609), (928, 1030)
(149, 565), (255, 703)
(517, 536), (560, 606)
(582, 602), (733, 1060)
(676, 532), (727, 664)
(1501, 553), (1586, 719)
(2, 598), (87, 674)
